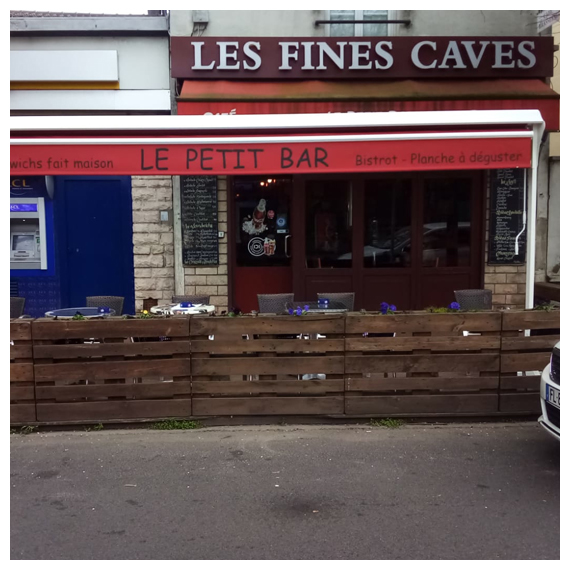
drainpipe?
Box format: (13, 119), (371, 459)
(172, 176), (185, 296)
(525, 121), (546, 309)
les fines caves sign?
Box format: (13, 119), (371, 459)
(171, 36), (554, 80)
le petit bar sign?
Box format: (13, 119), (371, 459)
(170, 36), (554, 80)
(10, 137), (531, 176)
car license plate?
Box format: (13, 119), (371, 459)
(546, 384), (560, 409)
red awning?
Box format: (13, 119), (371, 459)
(178, 79), (559, 131)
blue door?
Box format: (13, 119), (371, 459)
(55, 176), (135, 314)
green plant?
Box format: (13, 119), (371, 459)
(93, 423), (104, 431)
(534, 302), (558, 311)
(150, 419), (203, 430)
(19, 425), (37, 435)
(137, 310), (154, 319)
(369, 418), (403, 429)
(72, 313), (86, 320)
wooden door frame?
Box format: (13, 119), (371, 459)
(229, 170), (486, 309)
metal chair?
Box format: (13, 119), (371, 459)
(10, 297), (25, 319)
(86, 296), (124, 316)
(454, 289), (492, 310)
(257, 293), (294, 314)
(172, 295), (210, 305)
(317, 292), (355, 311)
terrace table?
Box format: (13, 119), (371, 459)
(150, 303), (216, 316)
(44, 307), (116, 319)
(286, 301), (349, 314)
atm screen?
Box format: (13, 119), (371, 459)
(12, 234), (36, 251)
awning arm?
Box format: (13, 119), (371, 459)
(526, 120), (546, 309)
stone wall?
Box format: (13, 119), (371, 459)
(131, 176), (175, 312)
(182, 176), (229, 313)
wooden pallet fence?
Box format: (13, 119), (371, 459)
(32, 317), (192, 422)
(10, 319), (36, 424)
(344, 312), (502, 416)
(190, 315), (345, 415)
(499, 310), (560, 414)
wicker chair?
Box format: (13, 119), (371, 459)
(10, 297), (26, 319)
(86, 296), (124, 316)
(257, 293), (294, 314)
(317, 292), (355, 311)
(454, 289), (492, 310)
(172, 295), (210, 305)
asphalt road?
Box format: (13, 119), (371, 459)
(11, 422), (559, 560)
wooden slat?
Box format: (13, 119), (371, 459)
(34, 358), (190, 382)
(192, 396), (344, 415)
(11, 363), (34, 382)
(191, 356), (344, 375)
(345, 312), (501, 334)
(33, 340), (190, 359)
(502, 310), (560, 331)
(36, 399), (192, 422)
(500, 375), (541, 391)
(499, 393), (541, 413)
(10, 320), (32, 341)
(10, 386), (35, 400)
(345, 354), (499, 374)
(11, 404), (36, 424)
(346, 335), (500, 352)
(32, 318), (190, 340)
(191, 338), (344, 354)
(190, 315), (344, 336)
(36, 381), (192, 400)
(345, 394), (498, 415)
(500, 335), (559, 351)
(346, 376), (499, 392)
(192, 379), (344, 395)
(10, 344), (33, 360)
(501, 353), (551, 373)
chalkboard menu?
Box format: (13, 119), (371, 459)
(488, 169), (526, 264)
(180, 176), (219, 265)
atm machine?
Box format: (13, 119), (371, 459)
(10, 197), (48, 270)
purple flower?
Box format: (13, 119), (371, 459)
(296, 307), (302, 316)
(304, 305), (310, 312)
(389, 304), (397, 313)
(449, 302), (461, 311)
(380, 302), (389, 315)
(288, 308), (294, 315)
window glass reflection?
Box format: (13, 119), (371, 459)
(364, 179), (412, 268)
(423, 178), (471, 267)
(306, 180), (352, 268)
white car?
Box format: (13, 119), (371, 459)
(538, 341), (560, 440)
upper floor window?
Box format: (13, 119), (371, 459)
(330, 10), (388, 37)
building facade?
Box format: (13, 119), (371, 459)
(169, 10), (559, 312)
(10, 10), (560, 315)
(10, 11), (171, 316)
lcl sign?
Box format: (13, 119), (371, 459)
(171, 36), (554, 80)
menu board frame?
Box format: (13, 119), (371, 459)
(488, 168), (527, 265)
(180, 175), (219, 266)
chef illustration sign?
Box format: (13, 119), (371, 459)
(242, 198), (278, 258)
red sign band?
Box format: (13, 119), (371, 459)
(10, 137), (531, 176)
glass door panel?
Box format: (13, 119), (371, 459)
(422, 178), (472, 268)
(363, 179), (412, 268)
(305, 180), (352, 269)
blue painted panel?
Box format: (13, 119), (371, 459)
(56, 176), (135, 315)
(15, 276), (61, 318)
